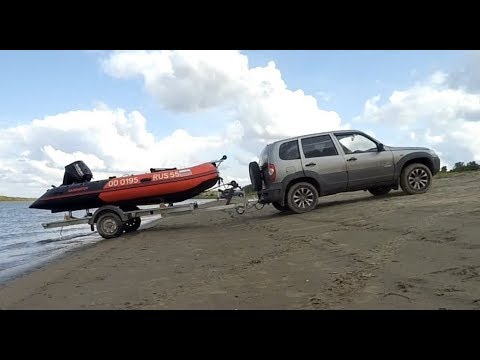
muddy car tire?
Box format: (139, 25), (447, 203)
(286, 182), (318, 214)
(400, 163), (433, 195)
(368, 186), (392, 196)
(272, 202), (290, 212)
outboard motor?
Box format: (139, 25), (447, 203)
(62, 160), (93, 185)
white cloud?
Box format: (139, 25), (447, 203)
(429, 70), (448, 86)
(19, 50), (480, 199)
(357, 69), (480, 167)
(450, 121), (480, 160)
(0, 107), (234, 197)
(42, 145), (106, 169)
(315, 91), (331, 102)
(424, 129), (444, 145)
(102, 50), (344, 145)
(93, 100), (109, 111)
(2, 50), (347, 197)
(3, 49), (346, 198)
(358, 83), (480, 128)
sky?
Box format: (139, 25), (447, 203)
(1, 50), (479, 197)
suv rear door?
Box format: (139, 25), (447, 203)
(333, 132), (394, 189)
(299, 134), (348, 195)
(267, 139), (304, 186)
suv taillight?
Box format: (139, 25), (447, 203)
(267, 163), (276, 181)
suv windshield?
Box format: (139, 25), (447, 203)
(336, 133), (378, 154)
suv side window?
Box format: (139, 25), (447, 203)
(279, 140), (300, 160)
(335, 133), (377, 154)
(301, 135), (338, 158)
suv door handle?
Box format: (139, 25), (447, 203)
(305, 162), (316, 167)
(346, 157), (357, 162)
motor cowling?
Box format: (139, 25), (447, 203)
(62, 160), (93, 185)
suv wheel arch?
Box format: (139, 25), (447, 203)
(395, 154), (435, 179)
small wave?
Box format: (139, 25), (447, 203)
(36, 232), (97, 244)
(0, 260), (24, 272)
(0, 241), (30, 252)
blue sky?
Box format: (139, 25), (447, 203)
(0, 50), (466, 130)
(0, 50), (479, 197)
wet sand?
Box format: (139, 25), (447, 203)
(1, 172), (480, 309)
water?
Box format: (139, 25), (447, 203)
(0, 199), (216, 284)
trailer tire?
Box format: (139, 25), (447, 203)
(97, 212), (124, 239)
(124, 217), (141, 233)
(236, 206), (245, 214)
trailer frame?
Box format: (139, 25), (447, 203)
(41, 196), (263, 239)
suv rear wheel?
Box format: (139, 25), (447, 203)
(286, 182), (318, 214)
(400, 163), (432, 195)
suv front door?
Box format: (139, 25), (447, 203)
(334, 132), (394, 189)
(299, 134), (348, 195)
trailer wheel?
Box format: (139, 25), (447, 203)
(236, 206), (245, 214)
(97, 212), (124, 239)
(124, 217), (141, 233)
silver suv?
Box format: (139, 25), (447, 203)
(249, 130), (440, 214)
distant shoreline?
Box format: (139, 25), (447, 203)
(0, 196), (35, 202)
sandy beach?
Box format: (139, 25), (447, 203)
(1, 172), (480, 310)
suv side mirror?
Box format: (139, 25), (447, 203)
(377, 143), (385, 152)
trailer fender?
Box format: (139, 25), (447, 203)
(90, 205), (128, 225)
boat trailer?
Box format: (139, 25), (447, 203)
(41, 195), (264, 239)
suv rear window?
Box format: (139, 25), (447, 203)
(301, 135), (338, 158)
(279, 140), (300, 160)
(259, 145), (270, 166)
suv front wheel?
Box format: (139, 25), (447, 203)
(286, 182), (319, 214)
(400, 163), (433, 195)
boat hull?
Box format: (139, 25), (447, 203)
(29, 162), (220, 213)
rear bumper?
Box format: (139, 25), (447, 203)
(258, 183), (284, 205)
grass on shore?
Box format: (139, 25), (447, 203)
(434, 170), (480, 179)
(0, 195), (35, 202)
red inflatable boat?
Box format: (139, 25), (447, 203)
(29, 156), (226, 213)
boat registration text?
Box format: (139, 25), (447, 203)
(107, 169), (193, 187)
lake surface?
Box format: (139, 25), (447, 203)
(0, 199), (215, 284)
